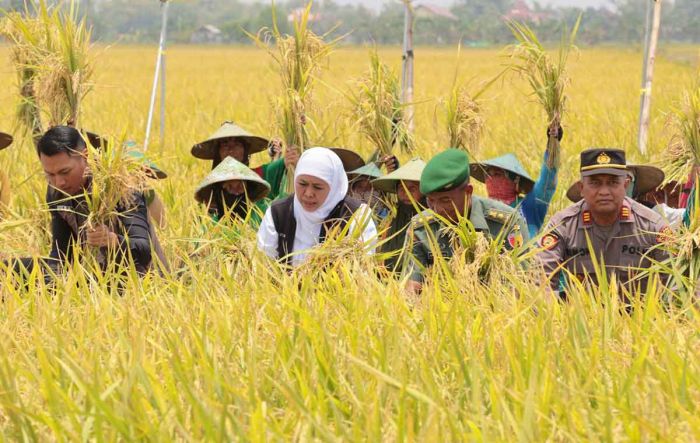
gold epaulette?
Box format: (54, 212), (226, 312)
(485, 208), (511, 224)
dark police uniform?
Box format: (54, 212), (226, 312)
(537, 148), (671, 294)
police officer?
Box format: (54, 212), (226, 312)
(403, 149), (529, 294)
(536, 148), (671, 297)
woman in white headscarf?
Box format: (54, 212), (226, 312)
(257, 147), (377, 266)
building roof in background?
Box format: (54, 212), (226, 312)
(414, 3), (458, 21)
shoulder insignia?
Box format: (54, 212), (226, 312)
(582, 210), (592, 225)
(507, 231), (524, 248)
(620, 205), (631, 220)
(486, 208), (509, 223)
(656, 225), (673, 244)
(540, 233), (559, 250)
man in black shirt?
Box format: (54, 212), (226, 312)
(7, 126), (156, 279)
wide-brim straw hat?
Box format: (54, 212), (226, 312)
(371, 158), (426, 193)
(0, 132), (13, 150)
(470, 153), (535, 194)
(194, 156), (271, 204)
(329, 147), (365, 172)
(126, 150), (168, 180)
(191, 121), (269, 160)
(565, 164), (665, 202)
(348, 162), (383, 181)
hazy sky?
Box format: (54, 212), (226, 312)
(242, 0), (615, 12)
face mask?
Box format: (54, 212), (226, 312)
(486, 175), (518, 205)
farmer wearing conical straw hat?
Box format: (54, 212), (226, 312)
(195, 156), (271, 226)
(371, 158), (427, 273)
(565, 163), (686, 228)
(536, 148), (671, 299)
(347, 162), (389, 218)
(0, 132), (14, 215)
(403, 149), (529, 295)
(346, 152), (400, 216)
(191, 121), (296, 202)
(470, 127), (562, 238)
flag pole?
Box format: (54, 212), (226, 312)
(144, 0), (170, 152)
(401, 0), (415, 133)
(637, 0), (662, 155)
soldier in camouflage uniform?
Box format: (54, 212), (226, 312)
(402, 149), (529, 294)
(536, 148), (671, 298)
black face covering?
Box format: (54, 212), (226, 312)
(212, 184), (249, 220)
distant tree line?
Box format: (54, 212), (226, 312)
(1, 0), (698, 45)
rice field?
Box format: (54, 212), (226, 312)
(0, 44), (699, 440)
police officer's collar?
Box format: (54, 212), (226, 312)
(578, 198), (634, 229)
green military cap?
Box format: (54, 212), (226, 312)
(329, 147), (365, 172)
(580, 148), (627, 177)
(191, 121), (269, 160)
(0, 132), (13, 150)
(470, 153), (535, 194)
(420, 149), (470, 195)
(348, 162), (383, 181)
(566, 163), (664, 202)
(371, 158), (426, 193)
(195, 156), (271, 204)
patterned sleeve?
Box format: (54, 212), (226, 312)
(535, 222), (566, 291)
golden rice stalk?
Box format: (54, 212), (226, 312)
(446, 85), (485, 154)
(35, 0), (94, 127)
(1, 1), (93, 133)
(1, 11), (46, 139)
(84, 136), (150, 229)
(248, 1), (339, 193)
(350, 50), (413, 156)
(661, 75), (700, 186)
(249, 1), (335, 152)
(506, 15), (580, 168)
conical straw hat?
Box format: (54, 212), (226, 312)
(191, 121), (269, 160)
(194, 156), (271, 204)
(126, 150), (168, 180)
(371, 158), (426, 193)
(348, 162), (383, 180)
(329, 147), (365, 172)
(470, 153), (535, 194)
(0, 132), (13, 150)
